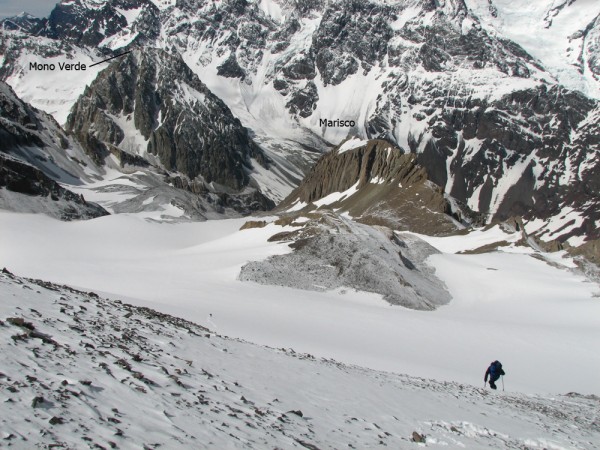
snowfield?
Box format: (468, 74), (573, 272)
(1, 271), (599, 449)
(0, 211), (599, 399)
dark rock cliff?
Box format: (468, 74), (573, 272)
(66, 49), (270, 193)
(0, 154), (109, 220)
(0, 81), (108, 220)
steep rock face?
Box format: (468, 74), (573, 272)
(0, 80), (96, 183)
(0, 81), (108, 219)
(45, 0), (159, 48)
(0, 81), (67, 148)
(0, 154), (108, 220)
(66, 49), (269, 192)
(279, 139), (479, 235)
(0, 13), (46, 34)
(410, 85), (600, 242)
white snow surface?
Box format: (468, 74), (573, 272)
(5, 46), (105, 126)
(0, 212), (598, 398)
(337, 137), (370, 154)
(463, 0), (600, 99)
(2, 271), (599, 449)
(313, 181), (360, 207)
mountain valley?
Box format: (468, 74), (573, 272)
(1, 1), (600, 448)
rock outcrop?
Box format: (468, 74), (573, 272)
(0, 154), (108, 220)
(279, 139), (480, 235)
(240, 211), (452, 310)
(0, 81), (108, 220)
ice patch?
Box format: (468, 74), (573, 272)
(313, 181), (360, 207)
(286, 199), (308, 212)
(115, 6), (144, 24)
(337, 138), (369, 154)
(258, 0), (284, 23)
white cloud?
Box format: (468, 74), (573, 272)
(0, 0), (60, 19)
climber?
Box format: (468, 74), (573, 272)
(484, 360), (505, 390)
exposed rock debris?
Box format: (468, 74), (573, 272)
(1, 270), (599, 448)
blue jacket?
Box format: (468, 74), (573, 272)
(485, 361), (506, 382)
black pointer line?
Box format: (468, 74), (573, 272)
(89, 50), (132, 68)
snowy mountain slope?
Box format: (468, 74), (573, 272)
(2, 0), (597, 244)
(0, 153), (109, 220)
(1, 210), (598, 395)
(0, 0), (162, 124)
(65, 165), (273, 221)
(0, 31), (106, 125)
(135, 0), (600, 244)
(463, 0), (600, 99)
(0, 0), (325, 202)
(2, 269), (599, 449)
(0, 81), (97, 183)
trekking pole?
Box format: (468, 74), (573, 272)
(502, 376), (504, 391)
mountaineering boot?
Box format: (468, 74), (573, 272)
(490, 381), (497, 390)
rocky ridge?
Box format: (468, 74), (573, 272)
(0, 81), (92, 183)
(67, 49), (269, 193)
(65, 48), (275, 214)
(279, 138), (479, 235)
(0, 77), (269, 220)
(0, 154), (109, 220)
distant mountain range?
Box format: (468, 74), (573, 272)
(0, 0), (598, 254)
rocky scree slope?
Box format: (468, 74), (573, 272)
(279, 139), (478, 235)
(240, 211), (452, 310)
(2, 269), (599, 448)
(0, 81), (108, 220)
(66, 48), (274, 213)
